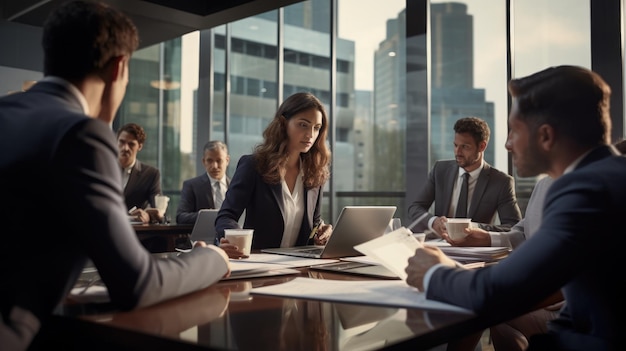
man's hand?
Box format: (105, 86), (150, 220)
(145, 208), (164, 223)
(405, 246), (456, 291)
(433, 216), (448, 236)
(443, 227), (491, 247)
(129, 208), (150, 223)
(200, 243), (232, 278)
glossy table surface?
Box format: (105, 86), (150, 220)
(58, 256), (489, 351)
(132, 223), (194, 252)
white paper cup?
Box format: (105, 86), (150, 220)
(224, 229), (254, 256)
(445, 218), (472, 240)
(230, 281), (253, 302)
(155, 195), (170, 214)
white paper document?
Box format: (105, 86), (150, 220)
(354, 227), (421, 280)
(250, 277), (472, 313)
(438, 246), (510, 262)
(239, 253), (339, 267)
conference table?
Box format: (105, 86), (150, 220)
(133, 223), (193, 252)
(54, 253), (496, 351)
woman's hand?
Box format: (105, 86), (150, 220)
(219, 238), (247, 259)
(314, 224), (333, 245)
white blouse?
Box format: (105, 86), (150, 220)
(279, 169), (305, 248)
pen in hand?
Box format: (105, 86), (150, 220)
(308, 222), (323, 244)
(128, 206), (137, 214)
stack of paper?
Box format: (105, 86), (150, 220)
(437, 246), (510, 263)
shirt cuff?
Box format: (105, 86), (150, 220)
(427, 216), (436, 231)
(423, 261), (466, 292)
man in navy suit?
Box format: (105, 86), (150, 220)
(176, 140), (231, 225)
(406, 65), (624, 350)
(408, 116), (522, 237)
(0, 2), (230, 350)
(117, 122), (162, 223)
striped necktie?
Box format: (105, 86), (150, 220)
(214, 181), (224, 209)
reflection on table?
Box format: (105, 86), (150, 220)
(56, 266), (488, 351)
(132, 223), (193, 253)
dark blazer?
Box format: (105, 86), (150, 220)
(176, 173), (231, 224)
(123, 160), (161, 210)
(408, 160), (521, 232)
(215, 154), (323, 249)
(426, 146), (624, 350)
(0, 81), (228, 349)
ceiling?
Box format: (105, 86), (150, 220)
(0, 0), (303, 48)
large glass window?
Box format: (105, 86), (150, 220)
(337, 0), (407, 220)
(511, 0), (590, 209)
(225, 11), (279, 173)
(113, 0), (601, 225)
(430, 1), (506, 171)
(117, 38), (186, 221)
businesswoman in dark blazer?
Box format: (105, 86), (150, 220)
(215, 92), (332, 258)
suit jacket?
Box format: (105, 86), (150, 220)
(176, 173), (231, 224)
(215, 154), (323, 249)
(491, 175), (554, 249)
(123, 160), (161, 210)
(0, 80), (228, 350)
(426, 146), (624, 350)
(408, 160), (521, 232)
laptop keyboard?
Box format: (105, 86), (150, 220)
(296, 248), (323, 255)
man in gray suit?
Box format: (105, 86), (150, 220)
(0, 2), (230, 350)
(176, 140), (231, 225)
(408, 117), (522, 237)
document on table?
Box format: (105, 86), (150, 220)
(250, 277), (472, 314)
(223, 254), (338, 280)
(353, 227), (421, 280)
(240, 253), (339, 267)
(438, 246), (510, 262)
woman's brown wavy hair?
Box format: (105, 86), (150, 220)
(254, 92), (331, 188)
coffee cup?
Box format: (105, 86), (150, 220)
(445, 218), (472, 240)
(224, 229), (254, 257)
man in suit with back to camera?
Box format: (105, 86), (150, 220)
(408, 116), (522, 238)
(176, 140), (231, 225)
(0, 2), (230, 350)
(117, 122), (162, 223)
(406, 65), (624, 351)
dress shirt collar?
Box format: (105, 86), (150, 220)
(459, 159), (484, 179)
(208, 174), (227, 188)
(41, 76), (90, 116)
(122, 160), (136, 174)
(563, 149), (593, 175)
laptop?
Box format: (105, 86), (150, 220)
(261, 206), (397, 259)
(190, 209), (219, 244)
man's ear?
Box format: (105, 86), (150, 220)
(477, 140), (487, 152)
(103, 55), (126, 82)
(537, 124), (555, 150)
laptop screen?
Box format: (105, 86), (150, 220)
(190, 209), (219, 243)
